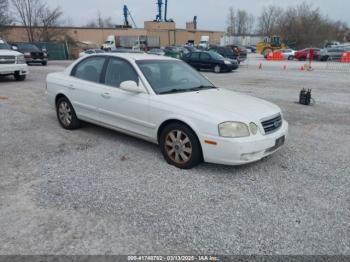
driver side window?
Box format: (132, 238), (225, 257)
(200, 53), (211, 60)
(104, 58), (139, 88)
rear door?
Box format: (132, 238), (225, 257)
(199, 52), (212, 69)
(188, 52), (201, 69)
(68, 56), (107, 121)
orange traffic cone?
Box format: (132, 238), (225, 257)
(300, 65), (305, 71)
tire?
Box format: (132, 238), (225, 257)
(288, 56), (294, 60)
(56, 97), (81, 130)
(214, 65), (221, 73)
(160, 123), (202, 169)
(14, 72), (26, 81)
(42, 61), (47, 66)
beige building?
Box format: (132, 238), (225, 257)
(5, 21), (224, 48)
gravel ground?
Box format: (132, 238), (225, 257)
(0, 56), (349, 255)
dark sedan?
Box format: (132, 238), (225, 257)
(183, 51), (239, 73)
(15, 43), (48, 65)
(226, 45), (248, 62)
(209, 46), (238, 61)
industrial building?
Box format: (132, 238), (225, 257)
(4, 0), (224, 56)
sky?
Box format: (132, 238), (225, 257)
(47, 0), (349, 31)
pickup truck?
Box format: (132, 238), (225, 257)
(0, 39), (28, 81)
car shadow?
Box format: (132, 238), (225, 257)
(0, 76), (16, 82)
(79, 121), (263, 174)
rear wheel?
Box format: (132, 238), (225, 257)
(42, 61), (47, 66)
(160, 123), (202, 169)
(288, 55), (294, 60)
(56, 97), (81, 130)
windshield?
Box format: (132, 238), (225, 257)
(17, 43), (40, 52)
(0, 43), (11, 50)
(136, 60), (216, 95)
(208, 51), (224, 60)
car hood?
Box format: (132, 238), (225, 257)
(0, 49), (22, 56)
(159, 88), (281, 122)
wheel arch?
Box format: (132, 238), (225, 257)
(55, 93), (70, 106)
(157, 119), (203, 160)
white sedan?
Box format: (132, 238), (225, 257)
(79, 49), (105, 57)
(280, 49), (296, 60)
(46, 53), (288, 169)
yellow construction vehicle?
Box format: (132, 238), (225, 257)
(256, 36), (286, 57)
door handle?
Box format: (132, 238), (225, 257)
(67, 84), (76, 90)
(101, 92), (111, 99)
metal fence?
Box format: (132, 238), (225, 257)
(33, 42), (69, 60)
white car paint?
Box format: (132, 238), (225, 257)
(46, 53), (288, 166)
(280, 49), (296, 60)
(0, 49), (28, 77)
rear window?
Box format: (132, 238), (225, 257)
(72, 56), (106, 83)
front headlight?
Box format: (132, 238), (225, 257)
(16, 55), (26, 64)
(219, 122), (250, 138)
(224, 60), (231, 65)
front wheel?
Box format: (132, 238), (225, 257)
(214, 65), (221, 73)
(160, 123), (202, 169)
(56, 97), (81, 130)
(14, 73), (26, 81)
(288, 56), (294, 60)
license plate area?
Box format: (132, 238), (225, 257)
(266, 136), (285, 153)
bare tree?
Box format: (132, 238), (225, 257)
(227, 8), (255, 36)
(226, 7), (236, 36)
(258, 5), (283, 35)
(85, 11), (114, 28)
(0, 0), (12, 36)
(37, 6), (63, 41)
(275, 2), (348, 48)
(11, 0), (63, 42)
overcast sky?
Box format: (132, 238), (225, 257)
(47, 0), (349, 31)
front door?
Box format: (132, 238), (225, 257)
(97, 57), (154, 139)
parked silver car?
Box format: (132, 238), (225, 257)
(320, 47), (350, 61)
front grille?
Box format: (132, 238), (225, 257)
(0, 56), (16, 64)
(261, 114), (282, 135)
(31, 52), (44, 59)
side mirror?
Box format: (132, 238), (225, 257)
(120, 81), (146, 94)
(12, 46), (18, 51)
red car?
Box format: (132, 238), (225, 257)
(294, 48), (321, 61)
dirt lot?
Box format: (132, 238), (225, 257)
(0, 55), (349, 255)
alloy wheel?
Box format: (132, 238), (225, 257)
(164, 130), (193, 164)
(58, 101), (72, 127)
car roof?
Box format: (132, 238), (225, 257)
(93, 52), (176, 61)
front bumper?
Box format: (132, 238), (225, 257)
(25, 58), (48, 63)
(0, 63), (29, 76)
(201, 120), (289, 165)
(224, 63), (239, 71)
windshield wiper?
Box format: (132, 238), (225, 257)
(159, 86), (216, 95)
(189, 85), (216, 91)
(159, 89), (189, 95)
